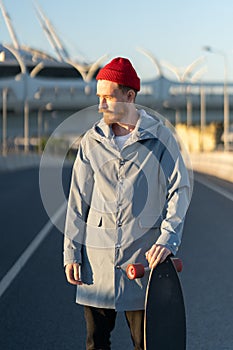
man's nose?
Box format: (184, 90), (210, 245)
(98, 97), (108, 110)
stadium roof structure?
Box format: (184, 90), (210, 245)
(0, 0), (106, 81)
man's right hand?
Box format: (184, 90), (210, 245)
(65, 263), (83, 285)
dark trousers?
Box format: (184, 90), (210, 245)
(84, 306), (144, 350)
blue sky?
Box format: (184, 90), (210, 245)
(1, 0), (233, 82)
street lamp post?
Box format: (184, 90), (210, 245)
(200, 85), (206, 152)
(2, 87), (8, 156)
(38, 107), (43, 154)
(38, 103), (53, 153)
(203, 46), (230, 152)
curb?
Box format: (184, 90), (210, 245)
(190, 152), (233, 183)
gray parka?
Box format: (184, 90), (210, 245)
(64, 110), (191, 311)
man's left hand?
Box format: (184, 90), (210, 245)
(145, 244), (172, 269)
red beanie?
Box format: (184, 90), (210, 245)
(96, 57), (140, 91)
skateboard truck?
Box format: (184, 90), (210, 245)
(126, 258), (183, 280)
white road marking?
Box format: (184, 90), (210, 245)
(0, 202), (66, 299)
(195, 174), (233, 202)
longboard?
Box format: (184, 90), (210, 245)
(127, 257), (186, 349)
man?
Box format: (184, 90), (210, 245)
(64, 57), (191, 349)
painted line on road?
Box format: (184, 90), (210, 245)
(0, 202), (66, 299)
(195, 174), (233, 202)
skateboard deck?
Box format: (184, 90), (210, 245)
(127, 257), (186, 350)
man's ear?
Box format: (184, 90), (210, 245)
(127, 90), (136, 102)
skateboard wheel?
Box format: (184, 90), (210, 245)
(172, 258), (183, 272)
(126, 263), (145, 279)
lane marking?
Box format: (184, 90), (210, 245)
(0, 202), (66, 299)
(195, 174), (233, 202)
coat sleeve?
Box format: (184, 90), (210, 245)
(63, 140), (94, 266)
(155, 131), (192, 255)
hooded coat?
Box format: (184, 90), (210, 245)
(63, 109), (191, 311)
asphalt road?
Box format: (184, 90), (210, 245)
(0, 167), (233, 350)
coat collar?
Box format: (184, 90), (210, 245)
(90, 109), (163, 142)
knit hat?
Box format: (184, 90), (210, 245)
(96, 57), (140, 91)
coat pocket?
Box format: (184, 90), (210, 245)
(87, 208), (116, 229)
(87, 214), (102, 227)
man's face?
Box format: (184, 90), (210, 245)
(96, 80), (131, 125)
